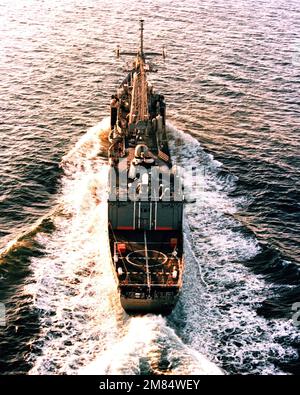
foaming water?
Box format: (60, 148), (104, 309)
(25, 119), (223, 375)
(167, 125), (298, 374)
(80, 315), (223, 375)
(14, 121), (295, 375)
(27, 119), (124, 374)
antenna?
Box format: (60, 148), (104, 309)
(114, 21), (166, 66)
(140, 19), (144, 57)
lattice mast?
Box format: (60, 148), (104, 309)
(129, 20), (149, 123)
(116, 20), (165, 124)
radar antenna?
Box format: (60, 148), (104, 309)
(115, 20), (166, 64)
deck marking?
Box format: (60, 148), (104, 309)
(138, 202), (141, 228)
(149, 202), (152, 230)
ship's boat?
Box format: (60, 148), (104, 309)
(108, 20), (184, 314)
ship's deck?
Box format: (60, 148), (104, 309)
(111, 230), (182, 288)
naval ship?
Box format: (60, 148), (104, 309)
(108, 20), (184, 314)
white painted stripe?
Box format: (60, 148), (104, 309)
(149, 202), (152, 230)
(138, 202), (141, 228)
(133, 201), (136, 229)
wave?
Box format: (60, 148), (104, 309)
(24, 119), (223, 375)
(80, 315), (223, 375)
(0, 207), (58, 264)
(167, 124), (298, 374)
(8, 119), (294, 375)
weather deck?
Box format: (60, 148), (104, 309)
(111, 230), (181, 287)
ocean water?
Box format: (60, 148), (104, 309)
(0, 0), (299, 375)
